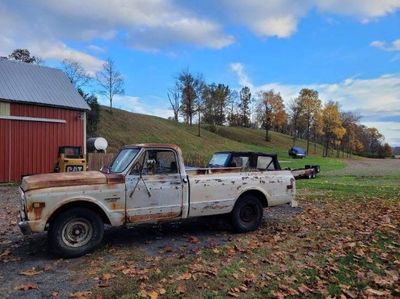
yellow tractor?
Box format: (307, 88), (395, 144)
(54, 146), (87, 172)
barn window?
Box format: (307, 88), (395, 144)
(0, 102), (10, 116)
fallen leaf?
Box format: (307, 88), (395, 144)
(189, 236), (200, 244)
(69, 291), (92, 299)
(176, 284), (185, 294)
(176, 272), (192, 280)
(19, 267), (43, 276)
(15, 283), (38, 291)
(364, 288), (390, 297)
(298, 284), (312, 294)
(148, 290), (158, 299)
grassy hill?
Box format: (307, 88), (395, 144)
(96, 107), (345, 170)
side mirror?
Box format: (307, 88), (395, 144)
(100, 165), (110, 174)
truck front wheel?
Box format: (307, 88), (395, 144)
(48, 208), (104, 258)
(231, 195), (263, 233)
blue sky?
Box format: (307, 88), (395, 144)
(1, 0), (400, 145)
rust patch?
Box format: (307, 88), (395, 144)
(111, 202), (124, 210)
(202, 204), (229, 211)
(28, 203), (45, 220)
(21, 171), (106, 192)
(127, 211), (180, 224)
(105, 173), (125, 184)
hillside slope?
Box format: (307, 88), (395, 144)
(96, 107), (343, 170)
(208, 125), (325, 156)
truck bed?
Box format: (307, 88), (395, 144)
(187, 168), (295, 217)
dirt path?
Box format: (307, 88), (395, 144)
(0, 186), (301, 299)
(325, 158), (400, 176)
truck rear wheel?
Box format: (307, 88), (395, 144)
(48, 208), (104, 258)
(231, 195), (263, 233)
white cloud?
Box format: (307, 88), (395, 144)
(218, 0), (400, 39)
(315, 0), (400, 21)
(32, 42), (104, 74)
(231, 63), (400, 145)
(230, 63), (254, 89)
(370, 39), (400, 52)
(0, 0), (233, 53)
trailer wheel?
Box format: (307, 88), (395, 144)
(231, 195), (263, 233)
(48, 208), (104, 258)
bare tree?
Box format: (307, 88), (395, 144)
(167, 84), (181, 122)
(176, 69), (203, 126)
(62, 59), (92, 89)
(96, 58), (125, 112)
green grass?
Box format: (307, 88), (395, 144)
(297, 175), (400, 199)
(96, 106), (347, 171)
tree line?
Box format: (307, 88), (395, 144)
(168, 69), (393, 158)
(3, 49), (125, 137)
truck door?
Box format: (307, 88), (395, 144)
(125, 149), (183, 223)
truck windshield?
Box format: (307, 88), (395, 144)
(109, 148), (140, 173)
(208, 153), (230, 168)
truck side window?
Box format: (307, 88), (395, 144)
(142, 150), (178, 175)
(257, 156), (275, 170)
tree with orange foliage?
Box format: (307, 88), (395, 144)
(321, 101), (346, 157)
(256, 90), (287, 141)
(382, 143), (393, 157)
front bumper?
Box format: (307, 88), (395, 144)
(18, 220), (32, 235)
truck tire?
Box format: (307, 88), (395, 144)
(231, 195), (263, 233)
(48, 208), (104, 258)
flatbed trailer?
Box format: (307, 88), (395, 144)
(291, 165), (320, 180)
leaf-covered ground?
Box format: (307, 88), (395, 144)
(0, 158), (399, 298)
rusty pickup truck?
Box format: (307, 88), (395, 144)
(18, 144), (296, 257)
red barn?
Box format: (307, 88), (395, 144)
(0, 59), (90, 182)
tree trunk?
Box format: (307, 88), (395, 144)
(324, 138), (329, 157)
(197, 110), (201, 137)
(306, 121), (310, 154)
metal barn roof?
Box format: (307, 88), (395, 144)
(0, 59), (90, 110)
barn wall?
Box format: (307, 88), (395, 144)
(0, 102), (85, 182)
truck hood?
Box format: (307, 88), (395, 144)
(21, 171), (125, 192)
